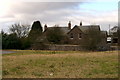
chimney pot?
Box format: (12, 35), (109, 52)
(68, 21), (71, 29)
(44, 24), (47, 31)
(80, 21), (82, 26)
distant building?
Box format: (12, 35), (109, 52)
(109, 26), (118, 35)
(39, 21), (107, 45)
(109, 26), (119, 44)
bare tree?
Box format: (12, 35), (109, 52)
(28, 21), (43, 43)
(9, 24), (30, 38)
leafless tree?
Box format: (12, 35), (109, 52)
(9, 24), (30, 38)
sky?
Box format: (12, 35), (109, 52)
(0, 0), (119, 33)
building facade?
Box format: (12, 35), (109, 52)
(39, 21), (107, 46)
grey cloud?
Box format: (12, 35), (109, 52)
(10, 2), (81, 15)
(6, 2), (82, 25)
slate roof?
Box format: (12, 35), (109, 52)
(78, 25), (100, 32)
(44, 25), (101, 34)
(110, 26), (118, 34)
(59, 27), (70, 34)
(44, 26), (70, 34)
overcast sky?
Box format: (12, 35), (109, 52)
(0, 0), (119, 33)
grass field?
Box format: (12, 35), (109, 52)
(2, 50), (118, 78)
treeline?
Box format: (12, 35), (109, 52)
(1, 21), (43, 49)
(1, 24), (31, 49)
(2, 32), (31, 49)
(1, 21), (65, 50)
(2, 20), (116, 51)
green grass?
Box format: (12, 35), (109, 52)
(2, 50), (118, 78)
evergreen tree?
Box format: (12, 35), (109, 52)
(28, 21), (43, 43)
(2, 33), (21, 49)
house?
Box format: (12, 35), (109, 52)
(109, 26), (118, 35)
(67, 21), (101, 44)
(109, 26), (119, 44)
(39, 21), (107, 46)
(39, 21), (71, 43)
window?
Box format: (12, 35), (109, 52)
(70, 33), (73, 39)
(78, 33), (82, 39)
(112, 38), (118, 43)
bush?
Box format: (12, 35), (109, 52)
(2, 33), (21, 49)
(81, 28), (102, 51)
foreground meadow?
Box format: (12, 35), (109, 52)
(2, 50), (118, 78)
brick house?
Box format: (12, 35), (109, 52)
(37, 21), (107, 46)
(67, 22), (107, 46)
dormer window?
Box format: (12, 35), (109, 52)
(70, 33), (73, 39)
(78, 33), (82, 39)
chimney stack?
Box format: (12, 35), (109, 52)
(68, 21), (71, 29)
(80, 21), (82, 26)
(44, 24), (47, 31)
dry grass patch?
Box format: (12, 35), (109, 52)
(2, 50), (118, 78)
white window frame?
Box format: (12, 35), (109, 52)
(70, 33), (73, 39)
(78, 33), (82, 39)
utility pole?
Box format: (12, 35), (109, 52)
(108, 24), (111, 51)
(109, 24), (110, 35)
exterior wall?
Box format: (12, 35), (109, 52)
(100, 33), (107, 46)
(31, 44), (85, 51)
(111, 37), (118, 46)
(67, 26), (84, 45)
(100, 38), (107, 46)
(48, 45), (84, 51)
(31, 44), (110, 51)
